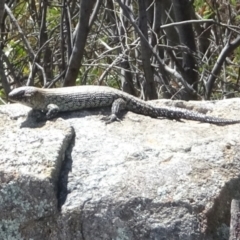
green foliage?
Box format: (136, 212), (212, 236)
(46, 7), (61, 30)
(0, 88), (6, 100)
(193, 0), (214, 19)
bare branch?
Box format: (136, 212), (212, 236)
(205, 35), (240, 99)
(5, 4), (35, 60)
(161, 19), (240, 34)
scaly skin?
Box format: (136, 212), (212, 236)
(8, 85), (240, 125)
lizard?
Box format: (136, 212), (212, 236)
(8, 85), (240, 125)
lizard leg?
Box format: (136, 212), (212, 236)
(46, 104), (60, 119)
(103, 98), (126, 124)
(28, 109), (46, 121)
(27, 104), (59, 121)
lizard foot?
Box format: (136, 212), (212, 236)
(101, 114), (121, 124)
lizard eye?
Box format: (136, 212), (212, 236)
(17, 90), (26, 97)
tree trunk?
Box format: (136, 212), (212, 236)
(64, 0), (96, 86)
(172, 0), (198, 99)
(0, 2), (10, 94)
(138, 0), (157, 100)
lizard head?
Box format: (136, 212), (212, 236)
(8, 86), (38, 108)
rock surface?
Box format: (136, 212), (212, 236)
(1, 98), (240, 240)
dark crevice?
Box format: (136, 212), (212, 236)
(57, 130), (75, 210)
(205, 176), (240, 239)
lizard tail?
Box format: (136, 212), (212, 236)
(155, 107), (240, 125)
